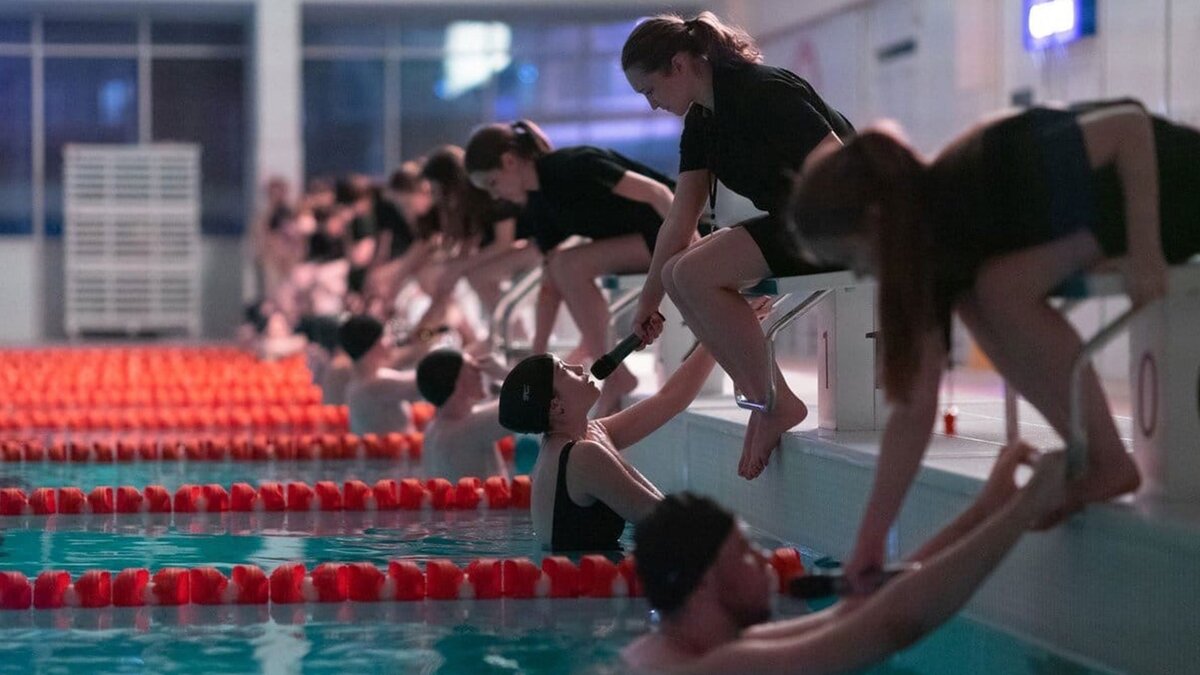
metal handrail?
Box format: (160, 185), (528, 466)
(488, 267), (543, 359)
(735, 289), (833, 413)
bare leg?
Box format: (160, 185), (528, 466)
(465, 245), (543, 317)
(964, 231), (1140, 522)
(669, 227), (807, 479)
(548, 235), (653, 416)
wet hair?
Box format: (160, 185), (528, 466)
(388, 161), (425, 194)
(633, 492), (736, 615)
(789, 130), (932, 402)
(463, 120), (553, 173)
(621, 11), (762, 74)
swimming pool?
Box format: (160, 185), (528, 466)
(0, 503), (1110, 674)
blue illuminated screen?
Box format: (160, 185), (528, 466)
(1023, 0), (1096, 51)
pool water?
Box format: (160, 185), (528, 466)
(0, 452), (1110, 675)
(0, 457), (429, 490)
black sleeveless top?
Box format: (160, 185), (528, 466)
(551, 441), (626, 551)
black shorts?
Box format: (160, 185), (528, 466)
(737, 214), (842, 277)
(1091, 118), (1200, 263)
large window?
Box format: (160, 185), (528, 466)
(303, 60), (387, 178)
(44, 58), (139, 236)
(0, 57), (32, 235)
(0, 15), (247, 238)
(303, 14), (681, 180)
(152, 58), (245, 235)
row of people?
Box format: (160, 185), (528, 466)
(255, 9), (1195, 671)
(481, 10), (1195, 672)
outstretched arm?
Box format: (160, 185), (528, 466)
(598, 343), (715, 450)
(571, 440), (663, 525)
(612, 171), (675, 220)
(907, 441), (1041, 562)
(845, 330), (945, 586)
(1078, 102), (1166, 305)
(631, 170), (710, 345)
(683, 451), (1066, 675)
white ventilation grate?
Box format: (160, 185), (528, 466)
(64, 144), (202, 337)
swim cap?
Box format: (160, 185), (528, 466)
(337, 315), (384, 361)
(498, 354), (555, 434)
(416, 350), (465, 407)
(633, 492), (736, 615)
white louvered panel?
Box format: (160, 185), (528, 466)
(64, 144), (201, 337)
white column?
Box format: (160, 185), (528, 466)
(248, 0), (303, 301)
(1129, 278), (1200, 502)
(253, 0), (303, 189)
(816, 286), (885, 430)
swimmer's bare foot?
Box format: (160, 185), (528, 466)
(740, 391), (807, 480)
(595, 365), (638, 417)
(1032, 452), (1141, 530)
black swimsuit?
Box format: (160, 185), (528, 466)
(550, 441), (626, 551)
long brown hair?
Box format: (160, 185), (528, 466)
(422, 145), (505, 244)
(789, 131), (933, 403)
(620, 11), (762, 74)
(463, 119), (553, 173)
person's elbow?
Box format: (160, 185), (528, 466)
(873, 610), (931, 656)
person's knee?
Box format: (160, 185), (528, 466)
(670, 253), (716, 303)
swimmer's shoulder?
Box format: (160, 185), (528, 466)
(622, 634), (695, 674)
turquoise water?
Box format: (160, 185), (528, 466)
(0, 458), (431, 490)
(0, 514), (1109, 674)
(0, 468), (1108, 673)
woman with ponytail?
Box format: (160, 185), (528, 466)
(792, 100), (1200, 590)
(419, 146), (541, 317)
(622, 12), (854, 479)
(466, 119), (693, 415)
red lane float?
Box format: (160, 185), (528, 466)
(0, 549), (799, 612)
(0, 572), (32, 610)
(389, 561), (425, 601)
(0, 476), (529, 518)
(0, 430), (422, 463)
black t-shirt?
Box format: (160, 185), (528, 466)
(478, 199), (524, 248)
(349, 210), (376, 243)
(374, 198), (415, 258)
(680, 63), (854, 215)
(527, 146), (675, 253)
(306, 230), (345, 262)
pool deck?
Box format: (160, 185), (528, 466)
(625, 382), (1200, 675)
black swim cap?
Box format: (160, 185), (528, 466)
(416, 349), (465, 407)
(337, 315), (383, 361)
(498, 354), (554, 434)
(633, 492), (736, 615)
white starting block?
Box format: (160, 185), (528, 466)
(1007, 263), (1200, 501)
(742, 271), (886, 431)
